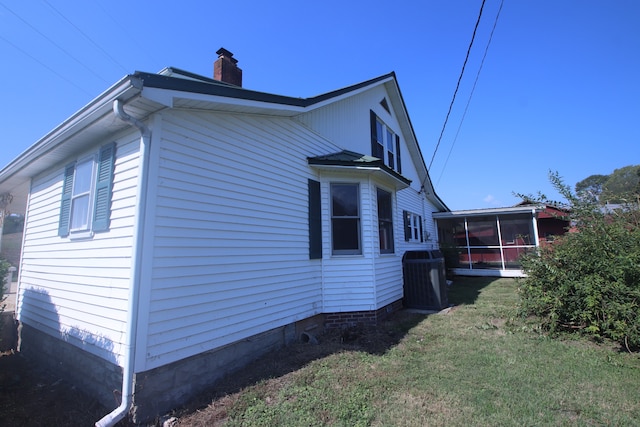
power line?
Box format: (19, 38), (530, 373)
(427, 0), (487, 172)
(0, 33), (93, 96)
(0, 2), (110, 84)
(42, 0), (129, 74)
(436, 0), (504, 186)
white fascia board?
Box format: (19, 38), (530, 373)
(141, 86), (307, 115)
(304, 76), (396, 112)
(432, 206), (540, 218)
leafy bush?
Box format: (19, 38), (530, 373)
(0, 258), (9, 338)
(518, 172), (640, 351)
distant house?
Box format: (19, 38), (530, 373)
(0, 48), (448, 425)
(433, 203), (569, 277)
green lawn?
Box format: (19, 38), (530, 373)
(178, 277), (640, 426)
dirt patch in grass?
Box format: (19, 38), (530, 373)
(0, 311), (425, 426)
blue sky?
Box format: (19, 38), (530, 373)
(0, 0), (638, 210)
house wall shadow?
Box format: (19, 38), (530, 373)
(17, 287), (120, 408)
(446, 276), (501, 306)
(174, 309), (427, 417)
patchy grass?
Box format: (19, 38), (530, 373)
(175, 277), (640, 426)
(2, 277), (639, 426)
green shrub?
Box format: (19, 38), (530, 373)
(0, 258), (9, 339)
(517, 172), (640, 351)
(0, 257), (8, 303)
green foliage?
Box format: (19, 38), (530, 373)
(0, 258), (9, 336)
(575, 165), (640, 204)
(601, 165), (640, 204)
(518, 171), (640, 350)
(575, 174), (608, 201)
(0, 258), (9, 301)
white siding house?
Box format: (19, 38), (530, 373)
(0, 48), (448, 425)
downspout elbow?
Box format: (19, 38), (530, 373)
(113, 99), (150, 138)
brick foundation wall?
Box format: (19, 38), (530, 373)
(324, 299), (403, 328)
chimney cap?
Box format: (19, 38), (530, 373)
(216, 47), (237, 64)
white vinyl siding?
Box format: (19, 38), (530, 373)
(17, 136), (140, 365)
(142, 111), (340, 369)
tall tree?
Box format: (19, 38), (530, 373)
(601, 165), (640, 204)
(575, 174), (608, 202)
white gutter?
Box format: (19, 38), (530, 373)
(95, 100), (151, 427)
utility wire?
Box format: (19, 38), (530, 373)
(436, 0), (504, 186)
(42, 0), (129, 74)
(92, 0), (162, 68)
(0, 33), (94, 96)
(427, 0), (487, 172)
(0, 2), (110, 84)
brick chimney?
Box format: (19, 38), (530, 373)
(213, 47), (242, 87)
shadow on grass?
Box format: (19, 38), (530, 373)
(172, 309), (427, 422)
(447, 275), (501, 306)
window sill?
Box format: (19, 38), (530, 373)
(68, 230), (95, 241)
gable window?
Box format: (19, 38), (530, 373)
(58, 142), (116, 238)
(331, 183), (361, 255)
(377, 188), (394, 254)
(404, 210), (424, 243)
(370, 110), (402, 174)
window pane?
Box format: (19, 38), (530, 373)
(73, 160), (93, 195)
(499, 214), (534, 245)
(437, 218), (467, 246)
(331, 184), (360, 254)
(377, 188), (393, 253)
(377, 189), (392, 220)
(332, 184), (359, 216)
(386, 129), (394, 151)
(469, 248), (502, 269)
(379, 221), (394, 252)
(332, 218), (360, 251)
(70, 194), (90, 230)
(466, 217), (499, 246)
(376, 121), (384, 143)
(503, 247), (534, 269)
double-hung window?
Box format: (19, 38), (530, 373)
(58, 142), (116, 238)
(404, 211), (424, 243)
(377, 188), (394, 253)
(370, 110), (402, 174)
(331, 183), (361, 255)
(69, 158), (96, 232)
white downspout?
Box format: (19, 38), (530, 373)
(95, 100), (151, 427)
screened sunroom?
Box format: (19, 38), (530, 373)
(433, 205), (569, 277)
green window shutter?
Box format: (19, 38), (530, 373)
(58, 163), (75, 237)
(92, 142), (116, 232)
(308, 179), (322, 259)
(419, 215), (424, 242)
(370, 110), (383, 159)
(403, 210), (411, 241)
(395, 134), (402, 174)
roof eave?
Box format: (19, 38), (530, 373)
(0, 75), (144, 211)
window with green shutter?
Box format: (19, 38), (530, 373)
(58, 142), (116, 238)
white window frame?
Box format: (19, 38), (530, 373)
(69, 155), (97, 236)
(408, 212), (423, 243)
(375, 118), (397, 171)
(377, 187), (395, 254)
(330, 182), (362, 255)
